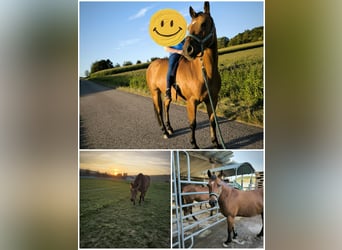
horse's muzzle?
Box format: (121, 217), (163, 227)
(183, 42), (198, 60)
(209, 199), (217, 207)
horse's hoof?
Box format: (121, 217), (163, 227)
(232, 239), (245, 245)
(167, 129), (173, 135)
(222, 241), (231, 248)
(163, 134), (169, 139)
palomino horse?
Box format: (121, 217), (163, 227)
(130, 173), (150, 205)
(207, 170), (263, 247)
(146, 1), (221, 149)
(182, 184), (213, 221)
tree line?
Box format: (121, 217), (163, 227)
(80, 168), (129, 179)
(86, 26), (263, 76)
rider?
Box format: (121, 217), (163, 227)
(164, 38), (185, 100)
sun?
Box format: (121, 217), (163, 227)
(112, 168), (119, 176)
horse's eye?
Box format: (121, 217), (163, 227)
(201, 23), (206, 29)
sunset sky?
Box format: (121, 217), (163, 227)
(80, 150), (170, 176)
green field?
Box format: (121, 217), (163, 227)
(86, 43), (263, 126)
(79, 178), (170, 248)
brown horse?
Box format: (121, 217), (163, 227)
(207, 170), (263, 247)
(146, 1), (221, 149)
(130, 173), (150, 205)
(182, 184), (213, 221)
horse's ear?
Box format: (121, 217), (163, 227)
(189, 6), (197, 18)
(204, 1), (210, 15)
(207, 169), (212, 178)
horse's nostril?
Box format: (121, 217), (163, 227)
(187, 45), (194, 54)
(209, 200), (216, 207)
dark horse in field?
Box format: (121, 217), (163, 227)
(146, 2), (222, 149)
(130, 173), (150, 205)
(207, 170), (263, 247)
(182, 184), (213, 221)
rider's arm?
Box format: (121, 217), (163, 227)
(164, 47), (183, 55)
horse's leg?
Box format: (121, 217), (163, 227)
(257, 212), (264, 237)
(164, 96), (174, 135)
(223, 216), (234, 246)
(205, 99), (220, 148)
(151, 91), (169, 138)
(232, 226), (238, 238)
(191, 204), (198, 221)
(186, 98), (199, 149)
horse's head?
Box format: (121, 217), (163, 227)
(130, 183), (138, 205)
(183, 1), (216, 60)
(207, 170), (223, 207)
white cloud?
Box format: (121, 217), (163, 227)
(129, 6), (152, 20)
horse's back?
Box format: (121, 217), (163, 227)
(183, 184), (209, 202)
(134, 173), (149, 191)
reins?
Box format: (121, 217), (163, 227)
(199, 56), (226, 149)
(187, 26), (226, 149)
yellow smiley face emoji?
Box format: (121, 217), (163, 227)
(149, 9), (187, 46)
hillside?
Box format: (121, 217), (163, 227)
(228, 26), (263, 46)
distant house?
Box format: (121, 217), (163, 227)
(125, 176), (134, 182)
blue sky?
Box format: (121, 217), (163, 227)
(79, 1), (264, 76)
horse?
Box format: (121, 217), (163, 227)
(182, 184), (213, 221)
(146, 1), (222, 149)
(207, 170), (263, 247)
(130, 173), (151, 205)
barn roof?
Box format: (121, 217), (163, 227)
(177, 151), (255, 179)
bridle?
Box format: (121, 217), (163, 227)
(186, 16), (216, 57)
(208, 181), (222, 201)
(186, 27), (215, 57)
(209, 191), (220, 200)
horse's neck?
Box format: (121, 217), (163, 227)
(220, 182), (233, 197)
(202, 45), (218, 76)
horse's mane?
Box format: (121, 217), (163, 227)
(133, 173), (144, 187)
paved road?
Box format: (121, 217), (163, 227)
(80, 80), (263, 149)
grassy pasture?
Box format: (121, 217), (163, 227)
(87, 43), (263, 126)
(79, 178), (170, 248)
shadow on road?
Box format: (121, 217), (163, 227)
(224, 132), (263, 149)
(80, 80), (117, 97)
(171, 116), (263, 149)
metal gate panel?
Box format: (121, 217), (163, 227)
(172, 151), (226, 248)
